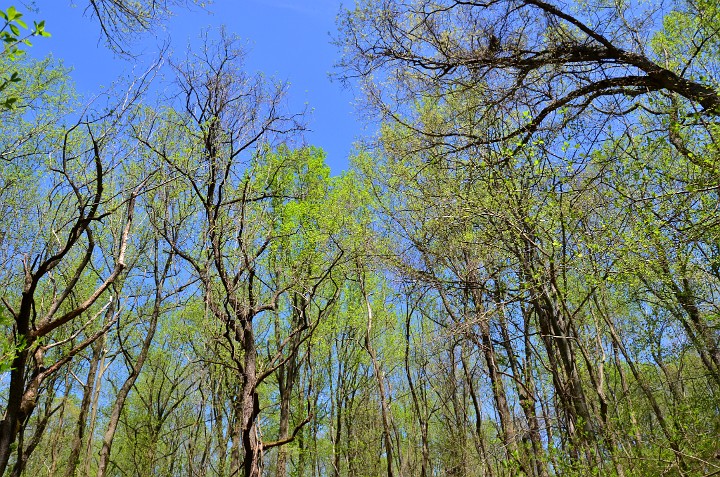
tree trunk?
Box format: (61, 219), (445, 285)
(240, 318), (262, 477)
(276, 294), (303, 477)
(0, 289), (33, 475)
(97, 248), (170, 477)
(497, 302), (548, 477)
(460, 352), (495, 477)
(405, 311), (430, 477)
(464, 278), (524, 472)
(361, 277), (396, 477)
(65, 332), (105, 477)
(83, 341), (109, 477)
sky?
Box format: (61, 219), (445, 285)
(28, 0), (362, 174)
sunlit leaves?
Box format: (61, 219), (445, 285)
(0, 6), (50, 110)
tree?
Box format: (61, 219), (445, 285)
(0, 54), (157, 474)
(338, 0), (720, 151)
(3, 1), (720, 475)
(139, 31), (346, 476)
(0, 121), (138, 475)
(349, 78), (720, 473)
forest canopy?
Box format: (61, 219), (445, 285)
(1, 1), (719, 476)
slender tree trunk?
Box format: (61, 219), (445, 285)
(331, 351), (344, 477)
(465, 281), (523, 471)
(521, 254), (594, 450)
(50, 374), (73, 476)
(612, 341), (641, 446)
(97, 248), (171, 477)
(213, 372), (230, 477)
(497, 303), (548, 477)
(65, 331), (105, 477)
(275, 362), (296, 477)
(298, 424), (306, 477)
(83, 342), (109, 477)
(601, 307), (688, 472)
(360, 277), (396, 477)
(10, 375), (63, 477)
(460, 352), (495, 477)
(276, 294), (303, 477)
(241, 318), (263, 477)
(405, 311), (430, 477)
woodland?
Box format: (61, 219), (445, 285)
(1, 0), (720, 476)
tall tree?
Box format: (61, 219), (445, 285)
(0, 57), (155, 474)
(139, 31), (345, 477)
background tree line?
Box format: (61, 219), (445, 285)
(1, 0), (719, 476)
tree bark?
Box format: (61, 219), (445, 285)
(240, 317), (263, 477)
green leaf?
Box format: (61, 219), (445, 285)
(2, 96), (18, 108)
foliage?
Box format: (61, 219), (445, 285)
(0, 5), (49, 110)
(2, 1), (720, 476)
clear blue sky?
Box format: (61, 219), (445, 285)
(29, 0), (361, 173)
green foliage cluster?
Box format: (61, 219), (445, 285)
(1, 1), (720, 477)
(0, 5), (49, 110)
